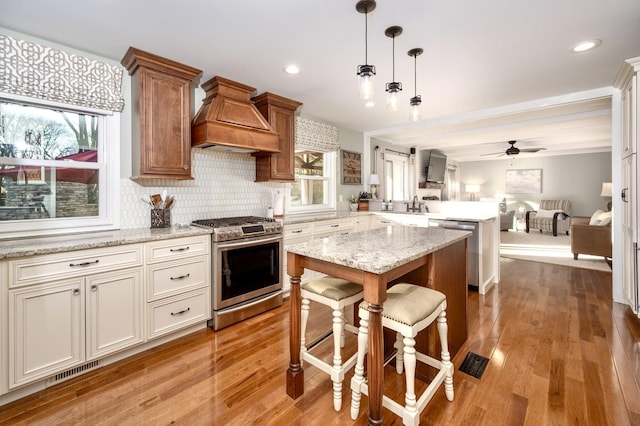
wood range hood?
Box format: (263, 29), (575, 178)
(191, 76), (280, 153)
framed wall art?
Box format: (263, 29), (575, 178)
(341, 150), (362, 184)
(505, 169), (542, 193)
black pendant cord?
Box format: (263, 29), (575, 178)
(413, 53), (417, 96)
(392, 34), (396, 82)
(364, 8), (368, 64)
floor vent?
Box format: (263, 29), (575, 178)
(47, 360), (101, 386)
(458, 351), (489, 379)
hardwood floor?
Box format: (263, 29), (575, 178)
(1, 258), (639, 425)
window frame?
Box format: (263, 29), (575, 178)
(288, 150), (337, 216)
(0, 92), (120, 239)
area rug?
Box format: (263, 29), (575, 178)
(500, 230), (611, 272)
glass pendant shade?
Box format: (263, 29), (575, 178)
(356, 1), (377, 101)
(409, 95), (422, 121)
(358, 64), (376, 100)
(407, 48), (424, 122)
(386, 82), (401, 111)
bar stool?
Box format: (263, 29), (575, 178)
(300, 276), (364, 411)
(350, 283), (454, 426)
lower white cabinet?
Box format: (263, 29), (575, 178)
(9, 278), (84, 388)
(9, 267), (143, 388)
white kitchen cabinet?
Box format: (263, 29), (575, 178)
(312, 217), (354, 238)
(9, 278), (85, 388)
(369, 214), (399, 229)
(145, 235), (211, 339)
(283, 223), (313, 293)
(86, 269), (143, 360)
(354, 215), (370, 232)
(8, 268), (143, 389)
(6, 244), (144, 389)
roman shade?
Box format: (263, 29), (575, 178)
(0, 34), (124, 112)
(295, 115), (339, 152)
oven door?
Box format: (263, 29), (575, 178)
(213, 234), (283, 311)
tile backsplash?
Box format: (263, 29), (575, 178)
(120, 149), (286, 228)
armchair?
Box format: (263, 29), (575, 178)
(500, 210), (515, 231)
(570, 216), (612, 265)
(525, 199), (571, 236)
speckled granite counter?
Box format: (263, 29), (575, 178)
(0, 226), (212, 259)
(283, 211), (363, 225)
(286, 224), (470, 274)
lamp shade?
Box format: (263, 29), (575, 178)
(600, 182), (612, 197)
(465, 184), (480, 193)
(368, 174), (380, 185)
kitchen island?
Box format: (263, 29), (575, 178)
(286, 225), (470, 425)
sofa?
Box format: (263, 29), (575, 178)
(526, 199), (571, 236)
(570, 215), (612, 264)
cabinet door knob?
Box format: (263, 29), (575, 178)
(91, 285), (98, 291)
(73, 288), (80, 295)
(183, 165), (188, 170)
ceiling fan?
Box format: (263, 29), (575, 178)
(481, 140), (546, 157)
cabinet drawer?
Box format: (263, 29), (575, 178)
(147, 288), (210, 339)
(9, 245), (143, 288)
(284, 223), (312, 238)
(146, 235), (210, 263)
(147, 258), (209, 301)
(313, 218), (354, 235)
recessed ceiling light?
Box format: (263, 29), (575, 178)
(284, 64), (300, 75)
(570, 39), (602, 53)
(365, 101), (375, 108)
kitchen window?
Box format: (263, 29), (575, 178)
(289, 149), (336, 214)
(0, 96), (120, 238)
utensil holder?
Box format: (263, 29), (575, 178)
(151, 209), (171, 228)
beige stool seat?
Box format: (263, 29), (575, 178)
(350, 283), (454, 426)
(301, 276), (364, 411)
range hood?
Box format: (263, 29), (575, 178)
(191, 76), (280, 153)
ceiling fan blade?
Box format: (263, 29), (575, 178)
(480, 151), (503, 156)
(520, 147), (546, 153)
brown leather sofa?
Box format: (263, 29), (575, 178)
(570, 216), (612, 263)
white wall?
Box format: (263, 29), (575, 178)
(459, 152), (612, 217)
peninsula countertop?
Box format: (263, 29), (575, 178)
(285, 225), (470, 275)
(0, 226), (212, 260)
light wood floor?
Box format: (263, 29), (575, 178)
(1, 258), (639, 425)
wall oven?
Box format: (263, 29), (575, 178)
(192, 216), (283, 330)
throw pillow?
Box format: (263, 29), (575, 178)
(589, 209), (605, 225)
(536, 208), (561, 219)
(596, 210), (612, 226)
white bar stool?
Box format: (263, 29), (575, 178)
(350, 283), (454, 426)
(300, 276), (364, 411)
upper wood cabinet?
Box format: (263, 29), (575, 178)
(121, 47), (202, 180)
(252, 92), (302, 181)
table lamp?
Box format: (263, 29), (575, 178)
(369, 174), (380, 200)
(465, 184), (480, 201)
(600, 182), (612, 211)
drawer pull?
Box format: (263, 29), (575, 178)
(69, 259), (99, 267)
(170, 307), (190, 316)
(292, 229), (303, 234)
(331, 224), (339, 228)
(170, 247), (190, 252)
(170, 273), (191, 281)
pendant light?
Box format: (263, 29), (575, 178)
(408, 47), (423, 122)
(384, 26), (403, 111)
(356, 0), (376, 100)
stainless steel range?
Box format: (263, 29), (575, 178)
(192, 216), (283, 330)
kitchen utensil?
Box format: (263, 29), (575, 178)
(150, 194), (162, 208)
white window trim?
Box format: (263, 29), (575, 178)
(0, 92), (120, 239)
(287, 151), (337, 216)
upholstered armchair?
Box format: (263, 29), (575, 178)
(525, 199), (571, 236)
(500, 210), (515, 231)
(570, 216), (612, 265)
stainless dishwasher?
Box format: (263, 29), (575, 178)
(428, 219), (479, 287)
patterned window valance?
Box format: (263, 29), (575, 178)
(0, 34), (124, 112)
(295, 115), (340, 152)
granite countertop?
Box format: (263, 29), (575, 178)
(283, 210), (495, 225)
(0, 226), (212, 260)
(283, 211), (364, 225)
(286, 225), (470, 275)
